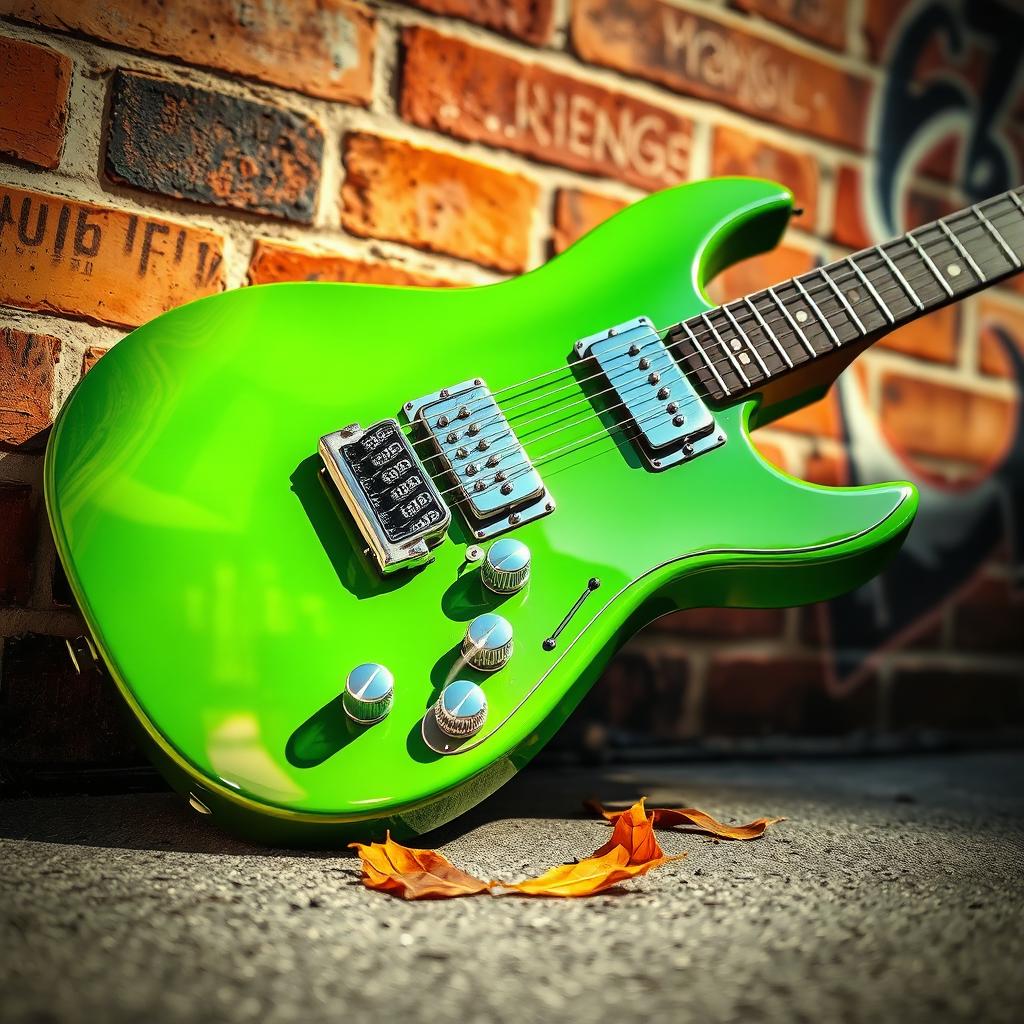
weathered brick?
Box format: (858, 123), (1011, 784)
(711, 125), (818, 227)
(581, 652), (688, 741)
(572, 0), (871, 150)
(553, 189), (628, 254)
(0, 633), (141, 767)
(0, 483), (36, 605)
(341, 134), (538, 274)
(889, 666), (1024, 731)
(0, 35), (71, 169)
(81, 346), (107, 374)
(880, 372), (1015, 467)
(978, 295), (1024, 379)
(655, 606), (785, 638)
(398, 0), (554, 45)
(952, 575), (1024, 654)
(705, 242), (816, 307)
(247, 239), (455, 287)
(401, 28), (692, 191)
(2, 0), (375, 104)
(107, 71), (323, 223)
(0, 326), (60, 450)
(705, 655), (878, 735)
(733, 0), (847, 50)
(0, 185), (225, 327)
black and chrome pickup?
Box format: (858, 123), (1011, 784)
(319, 420), (451, 574)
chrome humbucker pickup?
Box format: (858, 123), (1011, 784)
(575, 316), (725, 471)
(319, 420), (451, 574)
(405, 379), (554, 540)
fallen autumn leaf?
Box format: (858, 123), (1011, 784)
(586, 800), (786, 840)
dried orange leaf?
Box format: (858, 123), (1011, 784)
(593, 797), (665, 863)
(348, 832), (492, 900)
(586, 799), (785, 840)
(501, 845), (682, 898)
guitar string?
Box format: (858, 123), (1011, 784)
(396, 189), (1024, 452)
(386, 207), (1024, 488)
(394, 196), (1024, 475)
(376, 211), (1024, 515)
(404, 235), (1024, 512)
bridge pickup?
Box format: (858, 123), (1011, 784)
(319, 420), (451, 574)
(575, 316), (725, 471)
(405, 379), (554, 540)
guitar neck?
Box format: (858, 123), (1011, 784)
(672, 186), (1024, 403)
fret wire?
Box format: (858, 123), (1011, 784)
(721, 304), (771, 377)
(700, 311), (751, 386)
(793, 277), (841, 348)
(1008, 191), (1024, 218)
(819, 265), (866, 336)
(936, 219), (985, 280)
(767, 286), (816, 357)
(972, 203), (1021, 268)
(681, 320), (731, 396)
(875, 244), (924, 309)
(845, 255), (894, 323)
(906, 231), (954, 297)
(743, 295), (793, 368)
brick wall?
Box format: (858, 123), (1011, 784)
(1, 0), (1023, 776)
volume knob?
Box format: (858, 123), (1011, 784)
(342, 663), (394, 725)
(433, 680), (488, 738)
(462, 613), (513, 671)
(482, 538), (531, 594)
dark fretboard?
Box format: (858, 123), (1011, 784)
(670, 186), (1024, 402)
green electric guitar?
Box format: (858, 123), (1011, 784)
(45, 178), (1024, 843)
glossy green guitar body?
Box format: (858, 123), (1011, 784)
(45, 179), (916, 844)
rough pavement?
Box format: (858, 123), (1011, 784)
(2, 752), (1022, 1024)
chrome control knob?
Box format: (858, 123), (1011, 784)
(342, 663), (394, 725)
(433, 680), (487, 738)
(462, 613), (513, 671)
(482, 538), (531, 594)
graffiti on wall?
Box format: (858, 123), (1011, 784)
(824, 0), (1024, 689)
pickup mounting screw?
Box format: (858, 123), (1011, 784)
(477, 439), (490, 451)
(446, 431), (459, 444)
(666, 401), (679, 413)
(500, 482), (513, 495)
(466, 464), (478, 476)
(456, 447), (469, 459)
(544, 501), (554, 512)
(495, 471), (507, 482)
(486, 454), (500, 467)
(458, 406), (470, 419)
(437, 414), (450, 428)
(673, 414), (686, 427)
(440, 388), (450, 398)
(628, 343), (640, 356)
(657, 387), (670, 400)
(608, 328), (617, 337)
(648, 371), (661, 385)
(508, 513), (521, 525)
(638, 356), (651, 370)
(474, 480), (486, 492)
(468, 423), (481, 436)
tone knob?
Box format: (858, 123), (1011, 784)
(482, 538), (531, 594)
(462, 613), (513, 671)
(433, 680), (487, 738)
(342, 663), (394, 725)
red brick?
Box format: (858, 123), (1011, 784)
(952, 575), (1024, 654)
(705, 655), (878, 735)
(0, 326), (60, 450)
(552, 189), (628, 254)
(772, 390), (842, 440)
(0, 483), (35, 605)
(3, 0), (375, 105)
(711, 125), (819, 226)
(247, 239), (456, 287)
(879, 310), (959, 365)
(832, 165), (870, 250)
(732, 0), (847, 50)
(655, 606), (785, 638)
(572, 0), (871, 150)
(978, 296), (1024, 379)
(889, 666), (1024, 731)
(705, 242), (816, 306)
(804, 447), (848, 486)
(880, 372), (1015, 468)
(0, 185), (225, 328)
(0, 36), (71, 169)
(398, 0), (554, 45)
(81, 346), (107, 374)
(107, 72), (323, 223)
(341, 134), (538, 274)
(401, 28), (692, 192)
(861, 0), (913, 62)
(0, 632), (141, 767)
(752, 437), (788, 471)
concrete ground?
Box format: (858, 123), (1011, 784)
(1, 752), (1022, 1024)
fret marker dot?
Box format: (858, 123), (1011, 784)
(947, 263), (961, 277)
(739, 352), (751, 366)
(730, 338), (742, 351)
(795, 309), (809, 323)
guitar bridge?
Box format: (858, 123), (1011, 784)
(319, 420), (451, 573)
